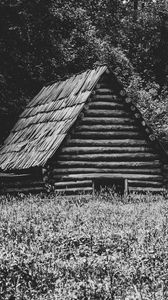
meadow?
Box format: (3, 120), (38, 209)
(1, 191), (168, 300)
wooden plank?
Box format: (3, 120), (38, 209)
(76, 125), (138, 131)
(61, 146), (153, 154)
(68, 139), (148, 147)
(54, 180), (92, 187)
(128, 180), (162, 187)
(3, 186), (44, 194)
(129, 187), (165, 193)
(53, 173), (163, 181)
(0, 173), (30, 178)
(95, 88), (113, 94)
(85, 110), (129, 117)
(94, 95), (118, 101)
(57, 160), (161, 168)
(81, 117), (134, 125)
(53, 168), (162, 175)
(88, 102), (124, 109)
(124, 179), (128, 196)
(73, 131), (141, 139)
(58, 153), (158, 161)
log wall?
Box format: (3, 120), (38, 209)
(0, 168), (45, 194)
(48, 75), (165, 195)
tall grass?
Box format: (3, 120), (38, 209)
(0, 192), (168, 299)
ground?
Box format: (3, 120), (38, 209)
(1, 191), (168, 300)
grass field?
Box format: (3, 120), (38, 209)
(1, 192), (168, 300)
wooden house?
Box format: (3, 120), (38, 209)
(0, 65), (168, 195)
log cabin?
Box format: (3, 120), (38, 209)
(0, 65), (168, 195)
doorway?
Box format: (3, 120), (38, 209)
(93, 178), (125, 195)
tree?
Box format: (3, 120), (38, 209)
(0, 0), (168, 143)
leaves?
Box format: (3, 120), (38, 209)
(0, 0), (168, 143)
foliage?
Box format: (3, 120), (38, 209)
(126, 75), (168, 142)
(1, 193), (168, 299)
(0, 0), (168, 142)
(137, 83), (168, 142)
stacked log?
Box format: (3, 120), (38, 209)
(49, 75), (164, 195)
(163, 164), (168, 189)
(0, 170), (45, 194)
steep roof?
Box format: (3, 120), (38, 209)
(0, 65), (107, 170)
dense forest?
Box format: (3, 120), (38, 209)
(0, 0), (168, 145)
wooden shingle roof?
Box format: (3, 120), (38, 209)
(0, 65), (107, 170)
